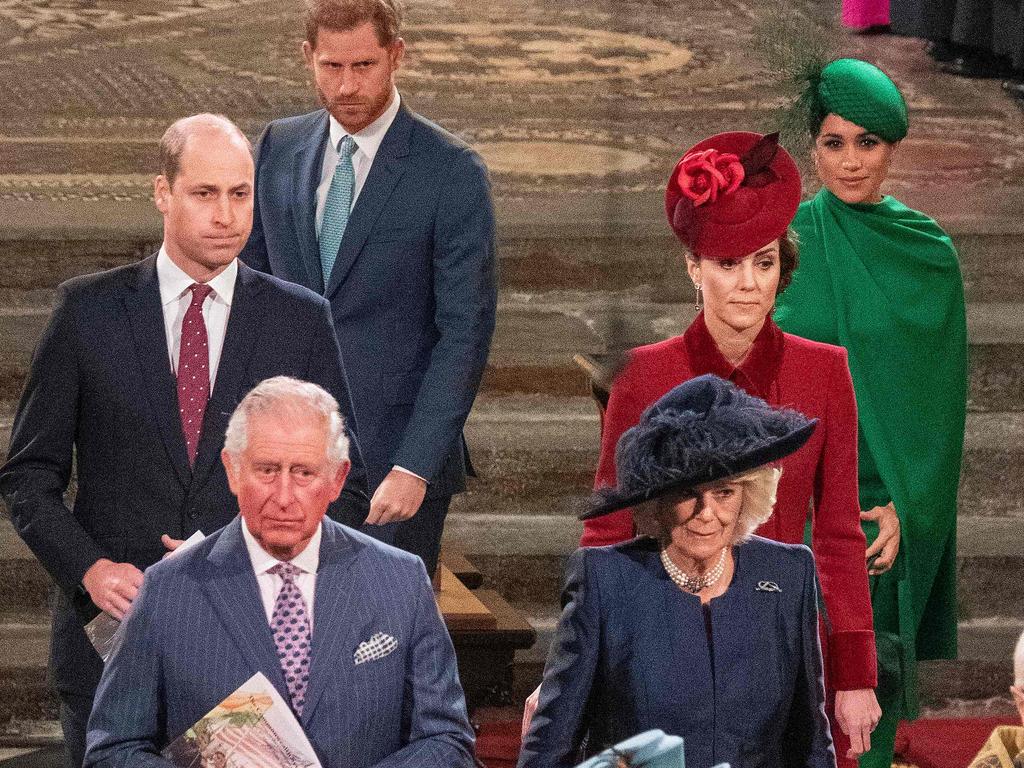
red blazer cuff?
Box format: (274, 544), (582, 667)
(827, 630), (878, 690)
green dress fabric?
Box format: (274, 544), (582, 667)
(776, 188), (967, 766)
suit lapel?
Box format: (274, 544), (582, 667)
(300, 520), (364, 727)
(292, 112), (330, 294)
(324, 106), (414, 299)
(123, 256), (191, 488)
(200, 519), (291, 702)
(190, 263), (263, 488)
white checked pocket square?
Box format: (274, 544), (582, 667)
(354, 632), (398, 665)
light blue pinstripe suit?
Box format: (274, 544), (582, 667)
(84, 517), (475, 768)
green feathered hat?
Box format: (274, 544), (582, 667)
(812, 58), (908, 142)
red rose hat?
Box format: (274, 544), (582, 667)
(665, 131), (801, 259)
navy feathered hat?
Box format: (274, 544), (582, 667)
(581, 375), (817, 520)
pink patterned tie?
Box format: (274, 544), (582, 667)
(270, 562), (312, 714)
(177, 283), (213, 466)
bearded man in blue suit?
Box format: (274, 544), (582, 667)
(240, 0), (498, 574)
(85, 377), (475, 768)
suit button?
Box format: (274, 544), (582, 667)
(188, 509), (200, 519)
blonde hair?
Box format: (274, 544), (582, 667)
(636, 466), (782, 545)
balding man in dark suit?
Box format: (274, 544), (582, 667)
(0, 114), (368, 768)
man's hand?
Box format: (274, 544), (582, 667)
(366, 470), (428, 525)
(835, 688), (881, 758)
(82, 559), (144, 620)
(862, 502), (900, 575)
(521, 684), (542, 739)
(160, 534), (184, 560)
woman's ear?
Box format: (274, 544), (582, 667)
(685, 255), (701, 287)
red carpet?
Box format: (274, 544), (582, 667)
(894, 716), (1019, 768)
(475, 716), (1021, 768)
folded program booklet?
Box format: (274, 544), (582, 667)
(85, 530), (207, 662)
(161, 672), (322, 768)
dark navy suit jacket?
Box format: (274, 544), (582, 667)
(0, 256), (369, 695)
(84, 518), (475, 768)
(241, 104), (497, 496)
(519, 536), (835, 768)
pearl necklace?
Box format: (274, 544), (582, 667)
(660, 547), (728, 594)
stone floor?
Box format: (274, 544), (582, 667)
(0, 0), (1022, 228)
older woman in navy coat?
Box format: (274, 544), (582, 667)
(518, 376), (835, 768)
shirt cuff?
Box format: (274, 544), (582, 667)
(392, 465), (428, 483)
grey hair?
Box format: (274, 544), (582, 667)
(159, 113), (252, 188)
(223, 376), (349, 466)
(636, 466), (782, 546)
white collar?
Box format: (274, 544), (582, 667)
(328, 86), (401, 163)
(156, 246), (238, 307)
(241, 518), (323, 578)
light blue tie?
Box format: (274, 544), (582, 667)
(318, 135), (356, 286)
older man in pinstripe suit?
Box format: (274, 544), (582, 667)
(84, 377), (474, 768)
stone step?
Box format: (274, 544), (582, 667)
(5, 508), (1023, 623)
(0, 194), (1021, 303)
(0, 608), (1017, 730)
(444, 511), (1024, 621)
(0, 298), (1020, 409)
(0, 616), (54, 726)
(512, 606), (1022, 711)
(3, 389), (1024, 611)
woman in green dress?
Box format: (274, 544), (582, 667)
(774, 58), (969, 768)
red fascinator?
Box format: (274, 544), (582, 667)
(664, 131), (801, 259)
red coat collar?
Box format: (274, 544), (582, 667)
(681, 312), (784, 400)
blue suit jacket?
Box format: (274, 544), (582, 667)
(0, 255), (369, 695)
(241, 104), (498, 496)
(84, 517), (475, 768)
(519, 537), (835, 768)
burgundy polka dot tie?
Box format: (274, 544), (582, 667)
(177, 283), (213, 466)
(269, 562), (312, 715)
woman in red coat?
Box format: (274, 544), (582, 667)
(581, 132), (881, 765)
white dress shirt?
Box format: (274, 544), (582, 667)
(156, 248), (237, 387)
(241, 519), (321, 629)
(315, 86), (402, 234)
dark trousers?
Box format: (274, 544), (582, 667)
(59, 692), (93, 768)
(362, 495), (452, 576)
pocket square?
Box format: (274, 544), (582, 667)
(354, 632), (398, 665)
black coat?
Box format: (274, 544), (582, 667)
(0, 255), (368, 694)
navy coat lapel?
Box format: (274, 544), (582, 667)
(123, 256), (191, 488)
(200, 519), (291, 703)
(291, 112), (330, 295)
(324, 106), (414, 299)
(190, 263), (263, 488)
(300, 521), (364, 727)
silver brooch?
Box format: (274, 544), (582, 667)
(756, 581), (781, 593)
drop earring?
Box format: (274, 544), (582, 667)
(693, 283), (703, 311)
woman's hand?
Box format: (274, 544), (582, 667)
(521, 684), (542, 739)
(1011, 684), (1024, 726)
(835, 688), (881, 757)
(861, 502), (900, 575)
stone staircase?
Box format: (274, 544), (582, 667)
(3, 200), (1024, 741)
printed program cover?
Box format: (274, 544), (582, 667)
(161, 672), (321, 768)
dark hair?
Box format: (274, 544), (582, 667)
(687, 228), (799, 296)
(777, 228), (799, 294)
(304, 0), (402, 47)
(159, 114), (251, 188)
(808, 106), (829, 139)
